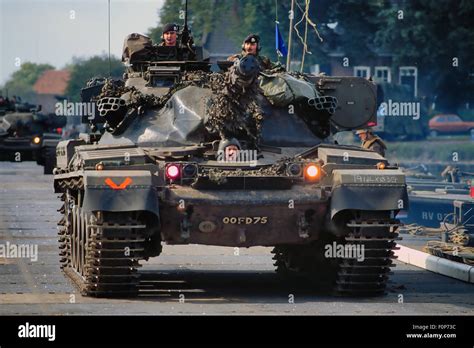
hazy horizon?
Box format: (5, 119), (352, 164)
(0, 0), (166, 85)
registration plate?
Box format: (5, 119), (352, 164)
(222, 217), (268, 225)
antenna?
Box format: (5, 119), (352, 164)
(275, 0), (279, 63)
(108, 0), (111, 76)
(286, 0), (295, 71)
(180, 0), (194, 57)
(184, 0), (188, 30)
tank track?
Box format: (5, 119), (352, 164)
(335, 217), (401, 295)
(272, 212), (401, 296)
(57, 179), (147, 297)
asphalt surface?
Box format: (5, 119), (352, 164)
(0, 161), (473, 315)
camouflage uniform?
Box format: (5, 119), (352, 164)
(157, 41), (197, 61)
(228, 53), (273, 71)
(362, 136), (387, 157)
(228, 34), (274, 71)
(156, 23), (181, 60)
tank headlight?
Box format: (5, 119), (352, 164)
(183, 164), (198, 178)
(304, 164), (320, 181)
(32, 136), (41, 144)
(287, 163), (303, 177)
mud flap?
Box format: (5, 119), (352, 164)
(330, 169), (409, 219)
(81, 170), (160, 218)
(330, 185), (408, 219)
(43, 146), (56, 174)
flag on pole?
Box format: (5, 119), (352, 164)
(275, 21), (288, 57)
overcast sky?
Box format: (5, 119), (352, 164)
(0, 0), (166, 84)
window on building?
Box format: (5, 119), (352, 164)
(399, 66), (418, 98)
(354, 66), (370, 78)
(374, 67), (391, 83)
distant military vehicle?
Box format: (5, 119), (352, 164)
(0, 107), (65, 173)
(53, 20), (408, 298)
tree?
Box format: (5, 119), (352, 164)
(1, 62), (54, 102)
(325, 0), (382, 62)
(148, 0), (230, 45)
(148, 0), (473, 112)
(230, 0), (379, 68)
(65, 55), (123, 101)
(375, 0), (474, 112)
(147, 0), (333, 70)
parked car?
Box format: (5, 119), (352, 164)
(428, 114), (474, 137)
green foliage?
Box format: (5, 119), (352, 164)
(148, 0), (230, 45)
(325, 0), (383, 63)
(66, 55), (123, 101)
(458, 108), (474, 122)
(228, 0), (287, 61)
(1, 62), (54, 101)
(375, 0), (474, 112)
(388, 141), (474, 162)
(147, 0), (473, 111)
(148, 0), (334, 69)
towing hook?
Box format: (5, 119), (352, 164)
(298, 214), (310, 239)
(180, 213), (192, 240)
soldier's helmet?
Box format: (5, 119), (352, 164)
(218, 138), (241, 153)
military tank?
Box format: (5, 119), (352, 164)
(53, 23), (408, 297)
(0, 107), (65, 173)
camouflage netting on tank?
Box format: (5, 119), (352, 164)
(205, 157), (293, 184)
(97, 67), (264, 144)
(204, 65), (263, 144)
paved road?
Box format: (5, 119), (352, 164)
(0, 162), (472, 315)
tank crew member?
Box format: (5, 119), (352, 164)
(441, 165), (461, 183)
(228, 34), (273, 71)
(218, 138), (241, 162)
(159, 23), (179, 47)
(356, 128), (387, 157)
(157, 22), (197, 60)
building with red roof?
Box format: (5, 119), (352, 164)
(33, 70), (71, 115)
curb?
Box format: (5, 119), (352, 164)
(394, 245), (474, 283)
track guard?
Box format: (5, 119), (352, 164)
(330, 169), (409, 219)
(81, 170), (160, 219)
